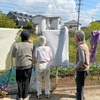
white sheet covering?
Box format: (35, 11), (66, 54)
(0, 28), (21, 71)
(42, 26), (69, 67)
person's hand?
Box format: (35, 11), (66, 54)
(32, 60), (36, 67)
(29, 39), (33, 43)
(69, 68), (76, 75)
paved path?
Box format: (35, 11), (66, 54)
(0, 88), (100, 100)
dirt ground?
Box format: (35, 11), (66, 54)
(50, 75), (100, 88)
(1, 75), (100, 100)
(1, 88), (100, 100)
(31, 88), (100, 100)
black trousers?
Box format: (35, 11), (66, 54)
(76, 71), (88, 100)
(16, 68), (32, 98)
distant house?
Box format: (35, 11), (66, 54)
(33, 15), (61, 34)
(64, 20), (81, 30)
(7, 11), (62, 34)
(95, 20), (100, 23)
(7, 11), (34, 28)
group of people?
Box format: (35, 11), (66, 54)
(12, 29), (90, 100)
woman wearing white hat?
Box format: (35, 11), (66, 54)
(34, 36), (52, 99)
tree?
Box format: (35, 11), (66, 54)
(0, 11), (16, 28)
(26, 22), (34, 29)
(87, 22), (100, 32)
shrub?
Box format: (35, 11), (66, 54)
(0, 86), (9, 95)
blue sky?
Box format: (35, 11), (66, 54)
(0, 0), (100, 26)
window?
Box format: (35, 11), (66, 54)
(17, 17), (22, 21)
(20, 13), (23, 16)
(69, 25), (72, 28)
(59, 20), (61, 24)
(22, 18), (25, 21)
(25, 19), (30, 22)
(17, 17), (26, 21)
(49, 19), (52, 24)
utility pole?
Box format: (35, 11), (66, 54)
(92, 17), (93, 22)
(77, 0), (82, 30)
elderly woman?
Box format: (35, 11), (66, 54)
(70, 30), (90, 100)
(34, 36), (52, 99)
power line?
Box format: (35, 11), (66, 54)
(80, 12), (100, 17)
(1, 9), (77, 14)
(0, 2), (75, 8)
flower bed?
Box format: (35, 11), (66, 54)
(0, 85), (9, 98)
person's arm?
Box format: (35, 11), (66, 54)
(75, 46), (85, 70)
(32, 47), (37, 67)
(12, 44), (17, 58)
(70, 46), (85, 74)
(49, 47), (53, 60)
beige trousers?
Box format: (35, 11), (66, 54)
(36, 62), (50, 96)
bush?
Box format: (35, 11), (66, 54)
(26, 22), (34, 30)
(68, 29), (75, 38)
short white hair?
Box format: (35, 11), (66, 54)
(75, 30), (85, 42)
(38, 36), (46, 46)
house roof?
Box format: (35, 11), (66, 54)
(33, 15), (62, 20)
(8, 11), (34, 19)
(8, 11), (62, 20)
(64, 20), (81, 25)
(95, 20), (100, 22)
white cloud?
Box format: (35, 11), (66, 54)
(80, 5), (99, 26)
(1, 0), (100, 26)
(96, 3), (100, 9)
(0, 0), (77, 24)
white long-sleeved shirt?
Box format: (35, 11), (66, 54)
(35, 46), (52, 62)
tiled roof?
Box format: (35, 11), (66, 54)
(8, 11), (61, 20)
(34, 15), (61, 19)
(9, 11), (34, 19)
(64, 20), (81, 25)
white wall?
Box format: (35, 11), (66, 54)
(32, 16), (42, 34)
(78, 25), (81, 30)
(58, 18), (61, 29)
(33, 16), (47, 34)
(65, 23), (81, 30)
(33, 16), (61, 34)
(51, 19), (58, 29)
(35, 25), (39, 34)
(41, 19), (46, 31)
(72, 27), (77, 30)
(51, 18), (61, 29)
(46, 19), (50, 29)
